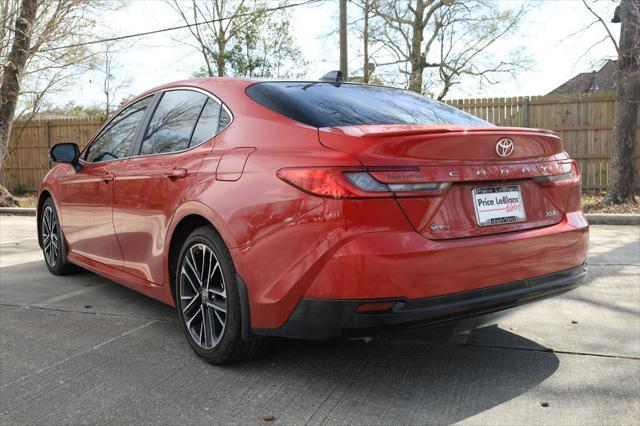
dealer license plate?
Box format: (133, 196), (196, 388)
(472, 185), (526, 226)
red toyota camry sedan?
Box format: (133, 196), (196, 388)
(39, 74), (588, 363)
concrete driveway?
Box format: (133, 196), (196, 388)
(1, 215), (638, 425)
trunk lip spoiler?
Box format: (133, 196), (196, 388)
(319, 125), (558, 139)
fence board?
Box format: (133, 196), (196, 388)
(1, 117), (103, 192)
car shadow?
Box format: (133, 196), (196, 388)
(1, 260), (560, 423)
(237, 325), (559, 423)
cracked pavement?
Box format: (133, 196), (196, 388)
(1, 215), (639, 424)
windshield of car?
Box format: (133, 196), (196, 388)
(246, 82), (492, 128)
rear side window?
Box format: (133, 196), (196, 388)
(219, 108), (232, 131)
(246, 82), (491, 128)
(190, 99), (221, 147)
(85, 96), (151, 162)
(140, 90), (208, 155)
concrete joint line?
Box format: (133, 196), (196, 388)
(462, 342), (640, 361)
(0, 320), (158, 390)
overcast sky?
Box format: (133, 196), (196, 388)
(63, 0), (620, 107)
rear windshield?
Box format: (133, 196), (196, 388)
(246, 82), (492, 128)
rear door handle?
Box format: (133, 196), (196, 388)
(100, 172), (114, 182)
(163, 168), (187, 180)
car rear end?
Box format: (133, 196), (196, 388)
(244, 81), (588, 339)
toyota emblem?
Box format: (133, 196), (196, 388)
(496, 138), (514, 157)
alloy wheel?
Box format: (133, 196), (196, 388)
(41, 206), (59, 267)
(179, 243), (227, 350)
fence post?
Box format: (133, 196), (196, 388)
(523, 96), (530, 128)
(45, 120), (51, 168)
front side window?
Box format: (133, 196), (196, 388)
(140, 90), (208, 155)
(85, 96), (152, 162)
(246, 82), (492, 128)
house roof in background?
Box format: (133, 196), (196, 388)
(547, 60), (618, 95)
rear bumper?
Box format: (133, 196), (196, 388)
(254, 263), (587, 340)
(237, 205), (588, 330)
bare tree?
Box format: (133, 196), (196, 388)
(350, 0), (382, 83)
(93, 42), (132, 119)
(0, 0), (116, 200)
(0, 0), (38, 164)
(369, 0), (527, 98)
(167, 0), (277, 77)
(594, 0), (639, 204)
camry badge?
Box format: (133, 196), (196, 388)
(496, 138), (514, 157)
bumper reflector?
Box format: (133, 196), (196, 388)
(354, 302), (396, 313)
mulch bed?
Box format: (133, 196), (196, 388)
(582, 193), (640, 214)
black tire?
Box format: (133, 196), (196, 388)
(40, 197), (75, 275)
(175, 225), (268, 364)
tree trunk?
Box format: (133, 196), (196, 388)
(408, 0), (426, 93)
(605, 0), (640, 204)
(0, 0), (38, 164)
(339, 0), (348, 79)
(0, 183), (18, 207)
(363, 0), (369, 83)
(216, 28), (227, 77)
(105, 91), (110, 119)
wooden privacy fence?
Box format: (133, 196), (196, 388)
(1, 118), (103, 192)
(446, 92), (640, 193)
(1, 92), (638, 192)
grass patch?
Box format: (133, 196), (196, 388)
(13, 192), (37, 208)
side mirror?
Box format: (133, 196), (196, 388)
(50, 143), (81, 171)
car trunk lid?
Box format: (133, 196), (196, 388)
(318, 125), (577, 239)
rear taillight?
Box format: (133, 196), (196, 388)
(277, 167), (450, 198)
(534, 161), (580, 186)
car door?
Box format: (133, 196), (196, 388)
(111, 88), (224, 285)
(55, 96), (153, 269)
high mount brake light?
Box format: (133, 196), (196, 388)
(277, 168), (450, 198)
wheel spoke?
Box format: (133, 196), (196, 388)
(213, 309), (225, 326)
(208, 287), (225, 298)
(201, 247), (206, 285)
(209, 261), (221, 282)
(203, 306), (214, 347)
(185, 252), (203, 288)
(205, 298), (227, 314)
(43, 210), (50, 232)
(186, 305), (202, 327)
(182, 295), (199, 313)
(206, 250), (213, 291)
(181, 267), (199, 294)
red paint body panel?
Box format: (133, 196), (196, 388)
(111, 146), (205, 284)
(39, 77), (589, 335)
(50, 162), (123, 269)
(303, 212), (588, 300)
